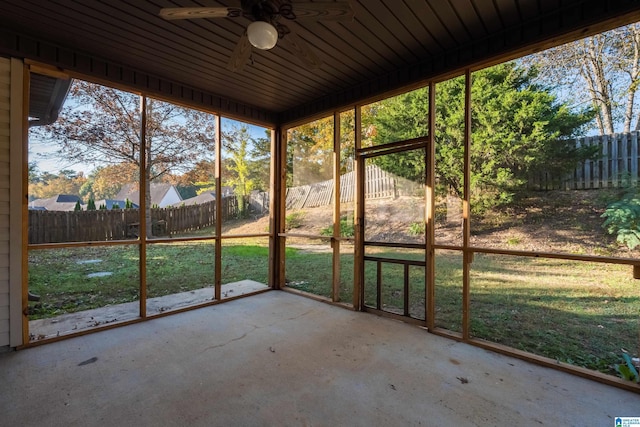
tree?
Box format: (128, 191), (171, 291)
(525, 23), (640, 134)
(223, 125), (257, 217)
(35, 80), (216, 236)
(287, 117), (334, 186)
(74, 200), (82, 211)
(28, 169), (86, 199)
(89, 164), (138, 200)
(87, 198), (96, 210)
(249, 129), (272, 192)
(370, 62), (594, 211)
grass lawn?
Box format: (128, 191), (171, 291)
(28, 242), (639, 378)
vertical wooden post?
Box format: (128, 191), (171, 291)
(19, 61), (30, 345)
(631, 132), (638, 186)
(462, 69), (472, 340)
(214, 115), (222, 300)
(279, 129), (288, 290)
(612, 134), (619, 187)
(139, 95), (147, 318)
(353, 106), (364, 310)
(268, 128), (278, 289)
(332, 111), (342, 302)
(602, 135), (610, 188)
(622, 132), (630, 180)
(426, 81), (436, 330)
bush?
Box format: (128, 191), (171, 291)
(408, 221), (425, 235)
(601, 190), (640, 250)
(285, 211), (305, 230)
(320, 216), (355, 237)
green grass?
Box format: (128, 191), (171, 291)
(28, 243), (639, 378)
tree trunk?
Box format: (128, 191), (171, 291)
(623, 27), (640, 133)
(581, 37), (614, 135)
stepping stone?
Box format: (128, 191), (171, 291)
(87, 272), (112, 278)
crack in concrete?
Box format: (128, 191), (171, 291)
(200, 325), (258, 353)
(287, 309), (315, 321)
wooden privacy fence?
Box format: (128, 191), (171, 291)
(530, 131), (640, 190)
(29, 198), (242, 244)
(285, 165), (401, 210)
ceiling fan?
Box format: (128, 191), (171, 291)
(159, 0), (354, 72)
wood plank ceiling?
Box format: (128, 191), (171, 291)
(1, 0), (640, 127)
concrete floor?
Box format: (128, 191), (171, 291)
(1, 291), (638, 426)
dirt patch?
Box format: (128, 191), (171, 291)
(223, 189), (637, 257)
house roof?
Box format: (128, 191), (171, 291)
(115, 183), (181, 206)
(28, 73), (72, 127)
(29, 194), (82, 211)
(170, 191), (217, 207)
(2, 1), (640, 127)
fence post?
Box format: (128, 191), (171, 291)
(622, 132), (630, 184)
(576, 138), (584, 189)
(602, 135), (610, 188)
(632, 131), (639, 186)
(612, 134), (619, 187)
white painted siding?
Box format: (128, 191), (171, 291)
(159, 186), (182, 208)
(0, 57), (11, 347)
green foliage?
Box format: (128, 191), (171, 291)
(370, 62), (594, 213)
(86, 198), (96, 210)
(73, 200), (82, 211)
(320, 216), (355, 237)
(111, 202), (121, 210)
(223, 125), (260, 217)
(99, 203), (107, 210)
(125, 198), (133, 209)
(194, 181), (216, 196)
(601, 190), (640, 250)
(408, 221), (425, 236)
(615, 353), (639, 382)
(285, 211), (305, 230)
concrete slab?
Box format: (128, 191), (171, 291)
(2, 291), (638, 426)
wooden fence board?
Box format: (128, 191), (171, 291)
(529, 131), (640, 190)
(284, 165), (397, 211)
(29, 198), (240, 244)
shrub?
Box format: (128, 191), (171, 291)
(601, 190), (640, 250)
(320, 216), (355, 237)
(285, 211), (305, 230)
(408, 221), (425, 235)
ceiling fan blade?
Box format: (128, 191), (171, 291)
(291, 2), (354, 21)
(285, 32), (322, 69)
(159, 7), (242, 20)
(227, 33), (252, 72)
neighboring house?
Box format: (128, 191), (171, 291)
(115, 183), (182, 208)
(170, 191), (215, 207)
(28, 194), (83, 211)
(168, 186), (235, 207)
(93, 199), (139, 210)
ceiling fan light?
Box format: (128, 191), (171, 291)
(247, 21), (278, 50)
